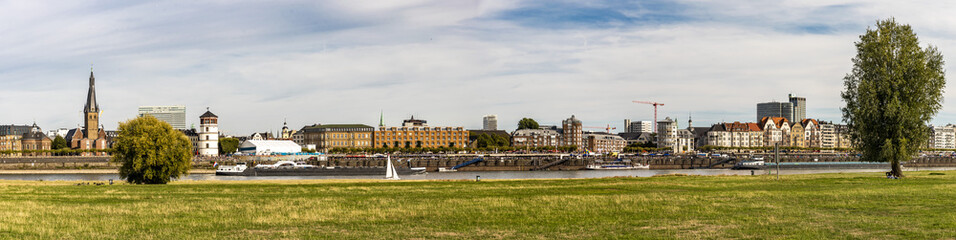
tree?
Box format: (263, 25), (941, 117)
(51, 135), (68, 150)
(491, 134), (510, 147)
(112, 115), (193, 184)
(475, 133), (493, 148)
(219, 137), (240, 155)
(841, 18), (945, 178)
(517, 118), (539, 130)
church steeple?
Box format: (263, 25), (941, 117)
(84, 71), (99, 114)
(83, 70), (100, 140)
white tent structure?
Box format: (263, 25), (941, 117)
(238, 140), (302, 155)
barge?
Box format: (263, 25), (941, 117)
(732, 161), (892, 170)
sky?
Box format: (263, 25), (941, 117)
(2, 0), (956, 136)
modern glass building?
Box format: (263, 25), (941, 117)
(138, 106), (187, 129)
(756, 102), (793, 122)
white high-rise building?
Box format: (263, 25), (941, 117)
(198, 108), (219, 156)
(626, 120), (653, 133)
(483, 115), (498, 130)
(930, 124), (956, 149)
(138, 106), (187, 129)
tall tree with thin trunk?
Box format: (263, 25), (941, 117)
(841, 18), (946, 178)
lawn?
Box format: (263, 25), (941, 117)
(0, 171), (954, 239)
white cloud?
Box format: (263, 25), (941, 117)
(1, 0), (956, 135)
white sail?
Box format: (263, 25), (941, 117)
(385, 155), (400, 180)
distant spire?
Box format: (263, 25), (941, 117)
(688, 113), (693, 130)
(379, 110), (385, 127)
(83, 69), (99, 113)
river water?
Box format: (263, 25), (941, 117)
(2, 167), (953, 181)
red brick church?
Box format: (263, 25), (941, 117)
(66, 71), (108, 154)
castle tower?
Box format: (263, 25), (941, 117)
(84, 71), (100, 140)
(198, 108), (219, 156)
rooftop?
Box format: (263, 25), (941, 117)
(200, 110), (218, 118)
(303, 124), (374, 130)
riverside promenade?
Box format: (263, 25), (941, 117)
(3, 154), (956, 171)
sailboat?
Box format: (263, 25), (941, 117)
(385, 155), (400, 180)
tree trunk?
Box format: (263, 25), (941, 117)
(891, 159), (904, 178)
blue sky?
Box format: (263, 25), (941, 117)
(1, 0), (956, 135)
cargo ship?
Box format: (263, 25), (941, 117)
(732, 161), (891, 170)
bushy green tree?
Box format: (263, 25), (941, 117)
(112, 115), (193, 184)
(491, 134), (510, 146)
(219, 137), (240, 155)
(475, 133), (492, 148)
(51, 135), (68, 150)
(841, 18), (946, 178)
(517, 118), (539, 130)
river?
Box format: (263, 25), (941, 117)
(2, 167), (953, 181)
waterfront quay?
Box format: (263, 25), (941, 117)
(4, 153), (956, 171)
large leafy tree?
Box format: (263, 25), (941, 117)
(219, 137), (240, 155)
(51, 135), (68, 150)
(491, 134), (510, 146)
(841, 18), (946, 178)
(517, 118), (539, 130)
(113, 115), (193, 184)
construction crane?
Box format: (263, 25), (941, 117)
(584, 124), (617, 133)
(632, 100), (665, 131)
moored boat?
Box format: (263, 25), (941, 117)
(585, 162), (650, 170)
(215, 160), (426, 176)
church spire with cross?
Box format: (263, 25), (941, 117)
(84, 70), (99, 114)
(83, 69), (101, 140)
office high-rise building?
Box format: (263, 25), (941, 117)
(625, 120), (653, 133)
(756, 102), (793, 122)
(483, 115), (498, 130)
(138, 106), (187, 129)
(789, 94), (806, 122)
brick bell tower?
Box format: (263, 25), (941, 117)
(84, 70), (100, 140)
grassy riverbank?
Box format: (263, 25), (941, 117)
(1, 171), (954, 239)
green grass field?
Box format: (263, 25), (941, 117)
(1, 171), (954, 239)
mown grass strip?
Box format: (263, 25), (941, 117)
(0, 171), (953, 239)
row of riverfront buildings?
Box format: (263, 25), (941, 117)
(6, 72), (956, 157)
(1, 71), (222, 157)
